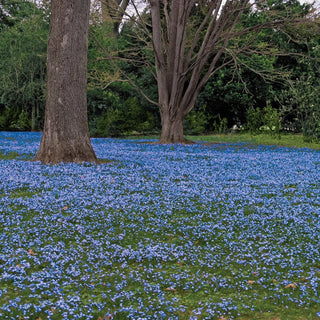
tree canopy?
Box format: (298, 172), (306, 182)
(0, 0), (320, 146)
(116, 0), (320, 143)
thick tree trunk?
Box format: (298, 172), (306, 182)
(159, 108), (194, 144)
(150, 0), (196, 144)
(35, 0), (97, 164)
(149, 0), (252, 145)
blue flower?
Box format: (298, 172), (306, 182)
(0, 132), (320, 318)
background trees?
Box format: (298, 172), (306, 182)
(138, 0), (319, 143)
(0, 0), (319, 143)
(0, 1), (48, 131)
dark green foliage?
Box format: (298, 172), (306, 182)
(0, 0), (319, 140)
(0, 1), (48, 131)
(183, 106), (208, 135)
(284, 37), (320, 141)
(292, 76), (320, 142)
(87, 19), (160, 137)
(196, 68), (255, 128)
(0, 0), (43, 30)
(9, 110), (30, 131)
(246, 108), (264, 135)
(246, 105), (281, 138)
(94, 97), (156, 137)
(212, 115), (228, 134)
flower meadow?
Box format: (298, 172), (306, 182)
(0, 132), (320, 320)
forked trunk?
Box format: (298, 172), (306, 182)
(34, 0), (97, 164)
(149, 0), (252, 145)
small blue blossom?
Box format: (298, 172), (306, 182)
(0, 132), (320, 319)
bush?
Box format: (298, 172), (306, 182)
(301, 112), (320, 142)
(293, 77), (320, 142)
(10, 110), (31, 131)
(0, 107), (31, 131)
(95, 97), (155, 137)
(212, 114), (228, 134)
(246, 105), (281, 138)
(246, 107), (264, 135)
(262, 105), (281, 138)
(279, 74), (320, 142)
(184, 106), (208, 135)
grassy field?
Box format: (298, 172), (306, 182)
(188, 133), (320, 150)
(128, 132), (320, 150)
(0, 132), (320, 319)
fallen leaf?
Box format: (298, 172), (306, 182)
(285, 283), (297, 289)
(165, 287), (177, 292)
(28, 249), (35, 256)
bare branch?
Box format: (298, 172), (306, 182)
(119, 69), (159, 106)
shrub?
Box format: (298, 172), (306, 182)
(0, 107), (31, 131)
(301, 112), (320, 142)
(184, 106), (208, 135)
(262, 105), (281, 138)
(95, 97), (155, 137)
(10, 110), (31, 131)
(246, 107), (264, 135)
(212, 114), (228, 134)
(246, 104), (281, 138)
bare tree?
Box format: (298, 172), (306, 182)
(35, 0), (98, 164)
(127, 0), (316, 144)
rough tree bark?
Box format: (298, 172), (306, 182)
(35, 0), (98, 164)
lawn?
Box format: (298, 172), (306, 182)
(188, 133), (320, 150)
(0, 131), (320, 320)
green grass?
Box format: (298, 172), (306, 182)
(127, 132), (320, 149)
(187, 133), (320, 150)
(0, 150), (33, 160)
(1, 134), (320, 319)
(0, 151), (21, 160)
(8, 187), (42, 199)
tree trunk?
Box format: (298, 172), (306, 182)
(35, 0), (98, 164)
(150, 0), (196, 144)
(101, 0), (129, 38)
(159, 108), (194, 144)
(148, 0), (253, 144)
